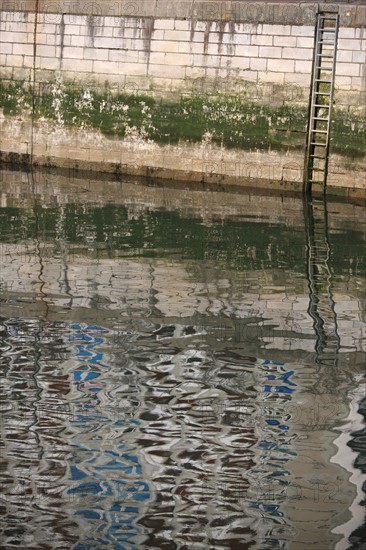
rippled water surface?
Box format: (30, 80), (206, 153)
(0, 169), (365, 550)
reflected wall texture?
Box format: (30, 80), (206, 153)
(0, 170), (365, 549)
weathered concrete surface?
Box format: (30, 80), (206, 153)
(5, 1), (366, 27)
(1, 3), (365, 107)
(0, 113), (365, 199)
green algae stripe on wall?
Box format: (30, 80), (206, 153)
(0, 79), (365, 158)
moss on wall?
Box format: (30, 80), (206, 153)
(0, 78), (364, 157)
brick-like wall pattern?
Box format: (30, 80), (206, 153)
(0, 11), (365, 106)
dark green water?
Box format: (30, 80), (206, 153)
(0, 169), (365, 549)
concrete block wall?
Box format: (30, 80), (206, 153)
(0, 3), (365, 107)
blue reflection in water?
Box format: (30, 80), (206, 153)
(66, 324), (150, 550)
(249, 359), (297, 534)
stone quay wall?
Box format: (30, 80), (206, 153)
(0, 2), (365, 195)
(0, 1), (365, 107)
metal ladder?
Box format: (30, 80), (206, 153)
(305, 11), (339, 192)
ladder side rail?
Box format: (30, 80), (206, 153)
(323, 13), (339, 186)
(305, 12), (322, 192)
(316, 18), (335, 186)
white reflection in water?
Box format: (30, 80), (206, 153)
(0, 169), (365, 549)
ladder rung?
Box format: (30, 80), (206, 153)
(321, 27), (337, 32)
(315, 79), (332, 83)
(310, 155), (326, 159)
(317, 54), (334, 58)
(315, 92), (331, 96)
(319, 41), (335, 45)
(312, 130), (328, 134)
(311, 143), (327, 146)
(313, 117), (328, 120)
(315, 66), (333, 71)
(314, 104), (330, 108)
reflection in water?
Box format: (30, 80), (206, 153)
(0, 317), (80, 548)
(331, 384), (366, 550)
(303, 196), (365, 549)
(67, 323), (149, 549)
(0, 169), (365, 549)
(304, 196), (340, 367)
(304, 195), (366, 549)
